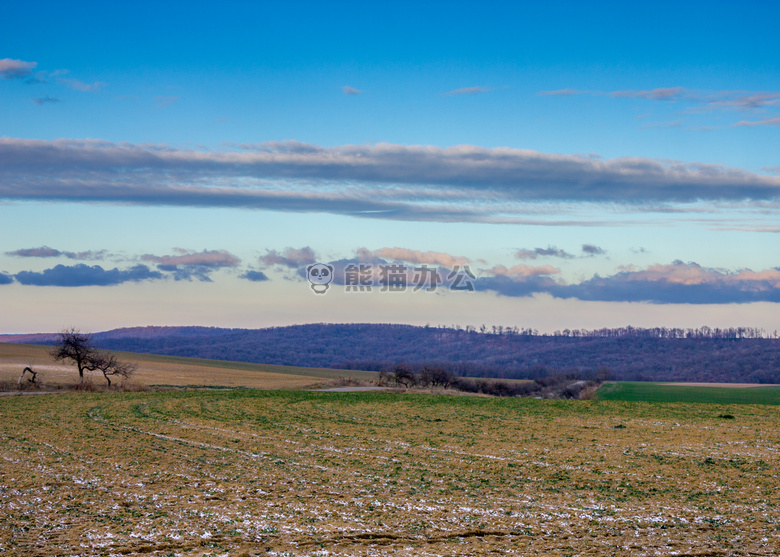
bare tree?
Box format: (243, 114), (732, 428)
(420, 366), (453, 388)
(51, 328), (136, 386)
(51, 328), (96, 383)
(89, 352), (137, 387)
(391, 363), (415, 388)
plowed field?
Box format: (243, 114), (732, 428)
(2, 390), (779, 555)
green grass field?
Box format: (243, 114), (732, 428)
(597, 381), (780, 405)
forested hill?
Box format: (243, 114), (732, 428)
(3, 324), (780, 383)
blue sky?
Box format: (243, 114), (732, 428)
(1, 0), (779, 333)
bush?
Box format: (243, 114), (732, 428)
(67, 380), (97, 392)
(419, 366), (454, 388)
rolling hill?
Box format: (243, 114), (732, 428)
(3, 323), (779, 384)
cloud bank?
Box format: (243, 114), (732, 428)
(14, 264), (162, 287)
(2, 138), (780, 223)
(475, 261), (780, 304)
(3, 244), (778, 303)
(302, 249), (780, 304)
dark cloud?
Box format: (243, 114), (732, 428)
(476, 261), (780, 304)
(259, 247), (317, 268)
(515, 246), (574, 260)
(581, 244), (606, 256)
(551, 276), (780, 304)
(7, 246), (62, 258)
(474, 274), (558, 297)
(161, 266), (214, 282)
(141, 249), (240, 282)
(14, 264), (163, 287)
(32, 96), (61, 106)
(1, 138), (779, 224)
(6, 246), (108, 260)
(239, 270), (270, 282)
(165, 268), (208, 282)
(0, 273), (14, 285)
(67, 250), (107, 260)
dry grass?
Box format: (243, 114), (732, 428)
(0, 343), (378, 391)
(1, 390), (779, 555)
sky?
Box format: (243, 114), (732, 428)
(1, 0), (779, 334)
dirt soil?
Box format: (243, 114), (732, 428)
(1, 390), (779, 556)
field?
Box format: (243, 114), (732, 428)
(2, 389), (780, 556)
(0, 343), (377, 390)
(597, 381), (780, 405)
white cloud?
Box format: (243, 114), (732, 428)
(733, 117), (780, 127)
(56, 77), (107, 92)
(445, 86), (494, 96)
(0, 58), (37, 79)
(371, 247), (471, 268)
(342, 86), (364, 95)
(154, 96), (180, 107)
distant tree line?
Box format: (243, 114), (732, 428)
(377, 363), (610, 398)
(429, 324), (775, 339)
(16, 323), (780, 385)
